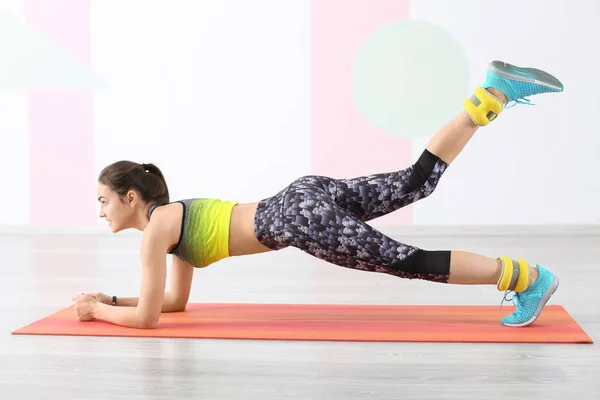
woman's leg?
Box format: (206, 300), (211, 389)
(302, 88), (507, 224)
(255, 183), (507, 285)
(425, 86), (507, 164)
(269, 182), (452, 283)
(263, 182), (524, 289)
(259, 182), (555, 327)
(448, 251), (506, 284)
(255, 60), (563, 326)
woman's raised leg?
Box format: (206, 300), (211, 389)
(305, 87), (507, 223)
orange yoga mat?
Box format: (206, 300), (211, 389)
(12, 303), (593, 344)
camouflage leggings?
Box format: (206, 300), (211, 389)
(253, 149), (452, 282)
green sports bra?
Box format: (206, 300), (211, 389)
(148, 198), (238, 268)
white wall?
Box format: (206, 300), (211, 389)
(91, 0), (311, 206)
(411, 0), (600, 225)
(0, 0), (598, 229)
(0, 1), (30, 225)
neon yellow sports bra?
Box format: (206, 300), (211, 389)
(148, 198), (238, 268)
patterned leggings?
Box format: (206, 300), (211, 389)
(253, 149), (452, 283)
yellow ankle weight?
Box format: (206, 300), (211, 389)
(497, 256), (530, 292)
(464, 87), (504, 126)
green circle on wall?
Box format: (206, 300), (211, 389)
(353, 20), (469, 138)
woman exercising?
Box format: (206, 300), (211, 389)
(74, 60), (564, 329)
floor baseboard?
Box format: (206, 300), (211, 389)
(0, 225), (598, 237)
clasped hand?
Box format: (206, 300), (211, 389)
(72, 292), (111, 321)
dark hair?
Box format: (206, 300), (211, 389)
(98, 161), (170, 205)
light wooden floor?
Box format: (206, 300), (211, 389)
(0, 231), (598, 399)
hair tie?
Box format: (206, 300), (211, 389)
(142, 163), (149, 172)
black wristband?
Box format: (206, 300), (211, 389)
(112, 295), (117, 306)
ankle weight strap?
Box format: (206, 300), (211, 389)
(497, 256), (530, 292)
(464, 87), (504, 126)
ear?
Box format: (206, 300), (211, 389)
(126, 190), (138, 207)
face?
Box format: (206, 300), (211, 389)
(97, 183), (140, 232)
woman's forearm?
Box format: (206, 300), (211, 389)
(114, 292), (185, 312)
(114, 296), (139, 307)
(94, 303), (151, 328)
(93, 292), (186, 328)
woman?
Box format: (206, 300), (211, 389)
(74, 60), (564, 329)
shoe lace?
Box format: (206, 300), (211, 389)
(505, 97), (534, 109)
(500, 290), (521, 310)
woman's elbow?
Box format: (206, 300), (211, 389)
(137, 314), (160, 329)
(138, 320), (158, 329)
(166, 297), (188, 312)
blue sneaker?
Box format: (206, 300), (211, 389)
(500, 264), (560, 327)
(483, 61), (564, 107)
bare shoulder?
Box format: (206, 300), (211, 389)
(143, 203), (184, 253)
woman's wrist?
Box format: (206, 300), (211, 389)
(93, 300), (106, 319)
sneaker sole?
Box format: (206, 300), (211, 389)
(489, 60), (564, 91)
(502, 276), (560, 327)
